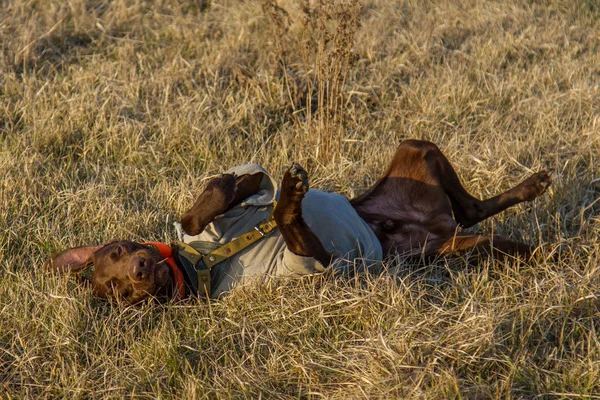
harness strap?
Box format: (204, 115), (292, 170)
(173, 208), (278, 297)
(203, 215), (278, 268)
(172, 241), (212, 297)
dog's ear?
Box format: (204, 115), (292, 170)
(44, 245), (103, 273)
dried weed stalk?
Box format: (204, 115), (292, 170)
(263, 0), (361, 162)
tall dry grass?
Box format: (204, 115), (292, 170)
(1, 0), (599, 398)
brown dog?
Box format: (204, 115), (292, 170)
(45, 140), (551, 303)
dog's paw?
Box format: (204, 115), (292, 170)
(282, 163), (309, 198)
(517, 170), (552, 201)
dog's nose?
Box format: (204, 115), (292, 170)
(130, 256), (151, 282)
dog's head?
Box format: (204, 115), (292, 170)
(44, 241), (175, 303)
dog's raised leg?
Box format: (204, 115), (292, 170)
(424, 142), (552, 228)
(351, 140), (550, 258)
(273, 163), (332, 266)
(352, 140), (551, 230)
(182, 172), (264, 235)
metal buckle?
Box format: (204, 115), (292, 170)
(254, 225), (266, 236)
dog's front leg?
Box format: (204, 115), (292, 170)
(182, 172), (265, 235)
(181, 174), (238, 235)
(274, 163), (332, 266)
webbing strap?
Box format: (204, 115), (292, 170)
(203, 215), (278, 268)
(173, 207), (278, 297)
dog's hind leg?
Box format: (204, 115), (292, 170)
(350, 140), (549, 256)
(419, 141), (552, 228)
(273, 163), (332, 266)
(351, 140), (551, 229)
(421, 234), (533, 260)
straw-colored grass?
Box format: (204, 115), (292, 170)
(1, 0), (599, 398)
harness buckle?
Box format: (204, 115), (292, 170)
(254, 225), (266, 236)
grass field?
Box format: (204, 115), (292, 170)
(1, 0), (600, 398)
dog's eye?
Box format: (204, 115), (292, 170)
(111, 245), (123, 259)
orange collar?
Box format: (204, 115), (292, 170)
(142, 242), (185, 299)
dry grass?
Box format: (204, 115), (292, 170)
(1, 0), (600, 398)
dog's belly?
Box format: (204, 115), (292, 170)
(383, 212), (458, 255)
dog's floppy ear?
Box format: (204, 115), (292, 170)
(44, 245), (103, 273)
